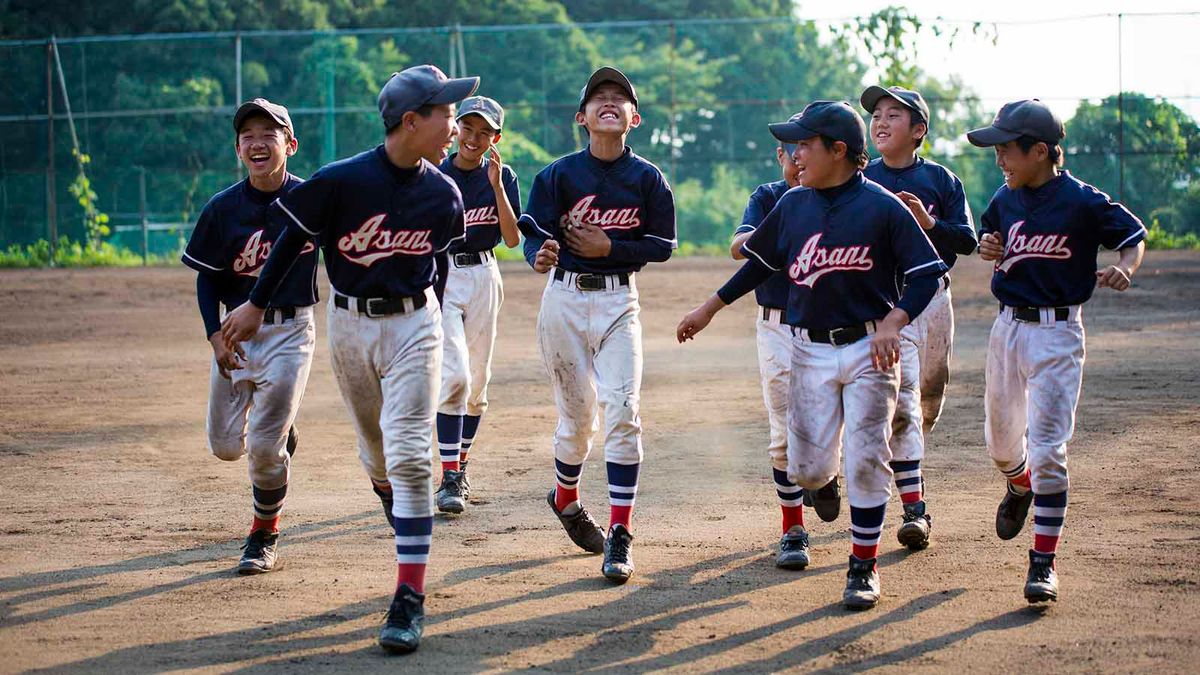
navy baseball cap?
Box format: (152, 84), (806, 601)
(967, 99), (1064, 147)
(860, 85), (931, 128)
(769, 101), (867, 156)
(457, 96), (504, 131)
(234, 98), (293, 135)
(578, 66), (638, 111)
(378, 65), (480, 131)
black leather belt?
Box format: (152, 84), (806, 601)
(334, 292), (427, 317)
(554, 268), (630, 291)
(262, 307), (298, 324)
(1003, 304), (1070, 323)
(453, 251), (492, 267)
(760, 306), (785, 321)
(940, 275), (951, 290)
(793, 321), (876, 346)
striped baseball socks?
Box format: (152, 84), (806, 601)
(1001, 459), (1033, 494)
(1032, 491), (1068, 555)
(890, 460), (923, 504)
(436, 413), (463, 473)
(554, 459), (583, 514)
(850, 503), (887, 562)
(607, 462), (640, 530)
(393, 516), (432, 594)
(774, 468), (805, 533)
(460, 414), (481, 465)
(251, 484), (286, 533)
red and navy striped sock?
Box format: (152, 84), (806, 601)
(393, 516), (432, 594)
(1001, 458), (1032, 494)
(436, 413), (463, 473)
(850, 503), (887, 561)
(889, 460), (923, 504)
(460, 414), (482, 465)
(607, 461), (640, 531)
(773, 468), (804, 533)
(554, 459), (582, 513)
(251, 484), (286, 533)
(1032, 490), (1067, 556)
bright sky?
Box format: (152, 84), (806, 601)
(798, 0), (1200, 122)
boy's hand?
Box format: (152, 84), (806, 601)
(677, 305), (716, 343)
(564, 222), (612, 258)
(209, 333), (244, 379)
(221, 302), (265, 350)
(1097, 264), (1132, 291)
(979, 232), (1004, 261)
(896, 191), (935, 230)
(533, 239), (559, 274)
(869, 310), (909, 372)
(486, 147), (504, 188)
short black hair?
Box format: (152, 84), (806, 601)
(909, 111), (928, 149)
(820, 135), (869, 170)
(1015, 134), (1064, 167)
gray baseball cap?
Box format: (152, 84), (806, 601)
(378, 65), (480, 131)
(234, 98), (293, 135)
(578, 66), (638, 111)
(967, 99), (1064, 147)
(769, 101), (867, 156)
(456, 96), (504, 131)
(860, 85), (931, 129)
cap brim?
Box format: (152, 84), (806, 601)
(234, 103), (290, 133)
(859, 85), (892, 113)
(428, 77), (481, 106)
(768, 121), (821, 143)
(966, 125), (1021, 147)
(580, 67), (638, 109)
(456, 110), (502, 130)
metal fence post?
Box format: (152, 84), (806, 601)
(46, 38), (57, 263)
(1116, 13), (1125, 203)
(235, 32), (243, 181)
(139, 167), (148, 266)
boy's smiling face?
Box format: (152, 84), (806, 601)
(236, 117), (296, 180)
(576, 82), (640, 136)
(870, 97), (924, 156)
(994, 140), (1047, 189)
(456, 114), (500, 163)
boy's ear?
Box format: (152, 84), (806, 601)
(629, 110), (642, 129)
(493, 131), (502, 144)
(575, 111), (587, 126)
(833, 140), (848, 160)
(401, 110), (419, 131)
(286, 136), (299, 157)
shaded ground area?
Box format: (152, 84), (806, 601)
(1, 253), (1198, 673)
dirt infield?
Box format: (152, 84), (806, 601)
(1, 252), (1198, 673)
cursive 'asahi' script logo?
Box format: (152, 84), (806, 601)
(338, 214), (433, 267)
(232, 229), (315, 277)
(559, 194), (641, 230)
(788, 233), (874, 288)
(996, 220), (1071, 273)
(465, 206), (499, 228)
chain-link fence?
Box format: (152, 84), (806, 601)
(1, 13), (1197, 259)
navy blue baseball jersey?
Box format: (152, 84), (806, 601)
(735, 180), (793, 310)
(269, 145), (465, 299)
(438, 153), (521, 253)
(742, 173), (947, 330)
(182, 175), (318, 308)
(980, 170), (1146, 308)
(518, 147), (676, 274)
(863, 157), (977, 269)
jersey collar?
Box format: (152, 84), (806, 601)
(374, 144), (426, 184)
(814, 171), (866, 208)
(582, 145), (633, 173)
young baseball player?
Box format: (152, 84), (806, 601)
(222, 65), (478, 653)
(518, 66), (676, 584)
(677, 101), (946, 610)
(433, 96), (521, 514)
(968, 99), (1145, 603)
(860, 85), (978, 550)
(181, 98), (315, 575)
(726, 141), (820, 569)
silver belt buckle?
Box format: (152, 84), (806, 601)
(364, 297), (387, 318)
(828, 326), (848, 345)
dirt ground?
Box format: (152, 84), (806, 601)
(1, 252), (1198, 674)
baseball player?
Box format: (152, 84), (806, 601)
(677, 101), (946, 610)
(518, 66), (676, 584)
(433, 96), (521, 514)
(968, 99), (1145, 603)
(181, 98), (315, 575)
(860, 85), (978, 550)
(222, 65), (478, 653)
(726, 141), (821, 569)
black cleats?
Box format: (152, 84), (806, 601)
(459, 460), (472, 499)
(237, 528), (280, 575)
(436, 470), (467, 514)
(378, 584), (425, 654)
(602, 524), (635, 583)
(547, 490), (605, 554)
(897, 500), (932, 551)
(776, 525), (811, 570)
(843, 555), (880, 610)
(1024, 550), (1059, 603)
(996, 483), (1034, 540)
(811, 477), (841, 523)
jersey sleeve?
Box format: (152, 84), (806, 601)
(737, 186), (770, 235)
(270, 168), (335, 236)
(181, 201), (226, 273)
(517, 167), (558, 241)
(930, 172), (979, 255)
(435, 189), (467, 254)
(642, 171), (677, 248)
(1086, 184), (1147, 250)
(978, 186), (1005, 238)
(740, 198), (788, 272)
(890, 200), (947, 281)
(503, 167), (522, 217)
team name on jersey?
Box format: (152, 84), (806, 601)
(232, 229), (315, 277)
(464, 205), (499, 228)
(997, 219), (1071, 273)
(559, 194), (641, 230)
(337, 214), (433, 267)
(788, 233), (874, 288)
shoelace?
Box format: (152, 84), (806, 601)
(1029, 564), (1054, 583)
(242, 531), (269, 556)
(781, 533), (809, 551)
(609, 534), (632, 561)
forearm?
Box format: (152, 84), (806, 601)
(716, 259), (773, 305)
(1117, 241), (1145, 275)
(493, 183), (521, 248)
(196, 273), (223, 339)
(896, 274), (939, 321)
(932, 218), (979, 255)
(522, 234), (545, 268)
(434, 252), (449, 305)
(248, 226), (308, 308)
(607, 237), (672, 265)
(730, 231), (752, 260)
